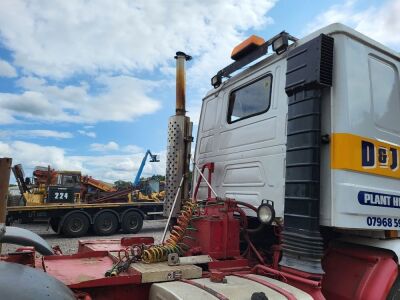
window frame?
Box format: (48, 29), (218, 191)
(227, 73), (273, 124)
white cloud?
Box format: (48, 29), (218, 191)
(78, 130), (96, 138)
(122, 145), (143, 154)
(90, 141), (119, 152)
(0, 142), (12, 156)
(0, 75), (161, 123)
(0, 1), (277, 125)
(0, 140), (82, 171)
(306, 0), (400, 50)
(1, 91), (59, 117)
(0, 110), (18, 124)
(0, 0), (277, 79)
(0, 59), (17, 77)
(0, 129), (73, 139)
(82, 75), (161, 123)
(2, 140), (165, 183)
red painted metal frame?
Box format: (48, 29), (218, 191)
(2, 185), (399, 300)
(40, 250), (152, 300)
(252, 264), (325, 299)
(42, 251), (142, 288)
(188, 199), (240, 259)
(193, 162), (214, 200)
(322, 244), (398, 300)
(77, 284), (151, 300)
(1, 246), (36, 267)
(2, 236), (399, 300)
(78, 237), (154, 253)
(208, 258), (250, 273)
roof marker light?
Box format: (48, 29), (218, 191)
(231, 35), (265, 61)
(212, 31), (298, 88)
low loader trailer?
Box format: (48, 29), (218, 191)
(7, 201), (163, 237)
(7, 162), (164, 237)
(1, 23), (400, 299)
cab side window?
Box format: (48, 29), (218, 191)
(227, 75), (272, 123)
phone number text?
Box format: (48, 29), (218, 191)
(366, 216), (400, 228)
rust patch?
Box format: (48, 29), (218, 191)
(76, 274), (96, 282)
(82, 257), (102, 264)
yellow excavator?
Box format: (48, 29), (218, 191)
(12, 164), (118, 205)
(134, 179), (165, 202)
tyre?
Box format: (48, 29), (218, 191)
(121, 211), (143, 234)
(62, 213), (89, 237)
(93, 211), (118, 236)
(50, 217), (60, 233)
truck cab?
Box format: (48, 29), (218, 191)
(195, 23), (400, 274)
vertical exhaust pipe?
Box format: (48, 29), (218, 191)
(175, 51), (192, 116)
(164, 52), (193, 218)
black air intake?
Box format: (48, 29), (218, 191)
(280, 34), (334, 274)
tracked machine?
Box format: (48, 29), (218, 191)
(1, 23), (400, 299)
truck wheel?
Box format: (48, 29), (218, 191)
(62, 213), (89, 237)
(50, 218), (60, 233)
(122, 211), (143, 234)
(93, 212), (118, 236)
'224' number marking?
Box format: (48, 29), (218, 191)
(54, 192), (69, 200)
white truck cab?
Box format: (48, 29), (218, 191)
(195, 23), (400, 273)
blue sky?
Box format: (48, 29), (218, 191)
(0, 0), (399, 183)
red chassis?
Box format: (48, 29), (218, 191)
(1, 197), (398, 300)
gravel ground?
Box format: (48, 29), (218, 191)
(1, 219), (166, 255)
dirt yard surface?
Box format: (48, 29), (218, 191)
(1, 219), (166, 255)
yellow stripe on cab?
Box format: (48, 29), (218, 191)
(331, 133), (400, 179)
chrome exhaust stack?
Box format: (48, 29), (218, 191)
(163, 52), (193, 217)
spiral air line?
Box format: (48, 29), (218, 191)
(142, 199), (197, 263)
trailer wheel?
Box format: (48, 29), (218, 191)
(93, 211), (118, 236)
(50, 218), (60, 233)
(62, 213), (89, 237)
(122, 211), (143, 234)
